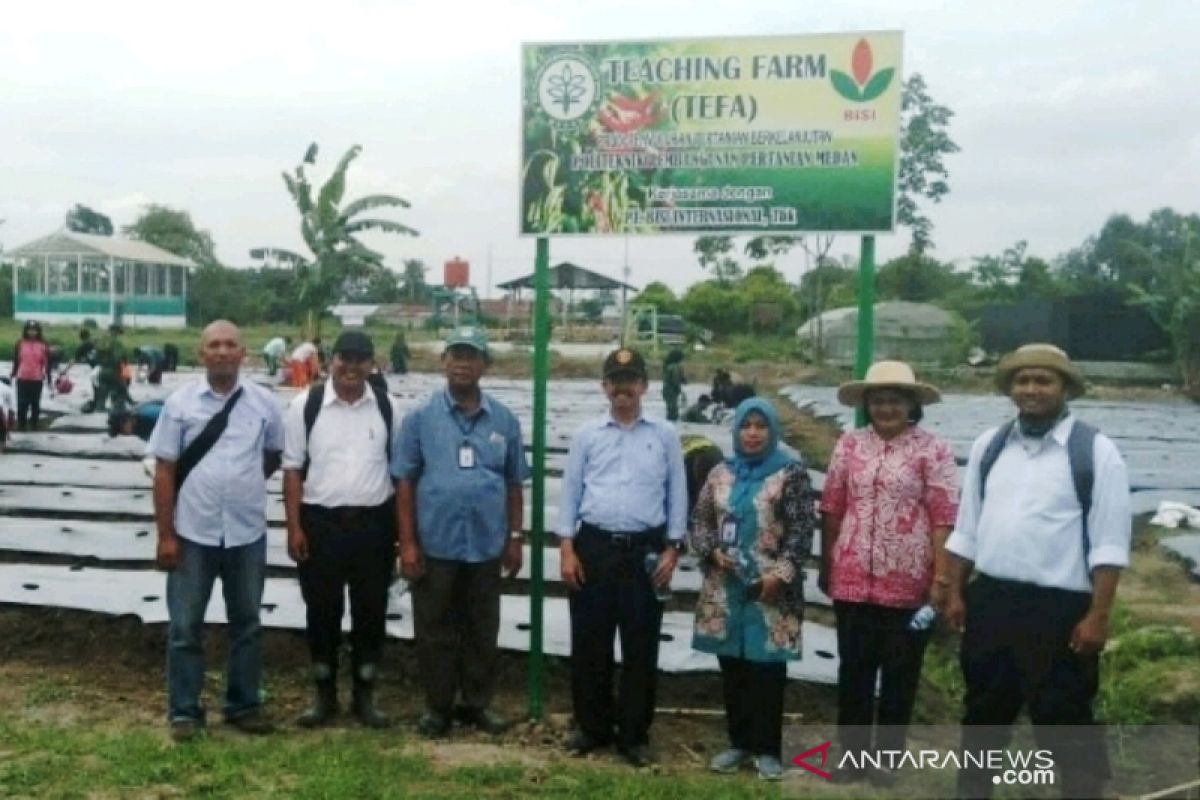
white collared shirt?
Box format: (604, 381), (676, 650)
(945, 414), (1131, 592)
(282, 380), (402, 507)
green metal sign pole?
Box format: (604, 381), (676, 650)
(854, 235), (876, 429)
(528, 236), (550, 720)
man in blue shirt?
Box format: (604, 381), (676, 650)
(148, 320), (284, 742)
(393, 326), (529, 738)
(557, 347), (688, 767)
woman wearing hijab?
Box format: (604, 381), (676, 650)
(11, 320), (50, 431)
(819, 361), (959, 784)
(689, 397), (816, 781)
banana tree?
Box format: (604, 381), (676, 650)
(252, 143), (417, 337)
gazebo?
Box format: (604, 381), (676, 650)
(9, 230), (194, 329)
(496, 262), (638, 329)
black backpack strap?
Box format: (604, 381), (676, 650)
(301, 381), (392, 478)
(369, 378), (393, 462)
(174, 387), (244, 494)
(301, 384), (325, 479)
(978, 418), (1017, 504)
(1066, 419), (1097, 557)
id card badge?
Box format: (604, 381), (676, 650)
(720, 517), (737, 547)
(458, 442), (476, 469)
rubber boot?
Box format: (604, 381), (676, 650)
(297, 663), (338, 728)
(351, 664), (390, 729)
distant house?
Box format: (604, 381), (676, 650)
(9, 230), (193, 329)
(797, 302), (960, 366)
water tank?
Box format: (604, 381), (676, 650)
(444, 257), (469, 288)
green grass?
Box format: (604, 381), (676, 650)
(0, 716), (792, 800)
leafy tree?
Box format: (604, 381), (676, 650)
(65, 204), (113, 236)
(740, 266), (800, 333)
(630, 281), (681, 314)
(971, 241), (1062, 302)
(876, 253), (967, 303)
(1061, 209), (1198, 296)
(693, 236), (743, 285)
(123, 205), (219, 267)
(186, 264), (256, 325)
(254, 143), (418, 335)
(681, 280), (747, 336)
(345, 263), (403, 303)
(797, 260), (856, 321)
(897, 74), (960, 256)
(401, 258), (431, 304)
(1124, 214), (1200, 391)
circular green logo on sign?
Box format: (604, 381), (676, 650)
(535, 53), (601, 128)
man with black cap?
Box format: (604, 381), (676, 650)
(940, 344), (1131, 798)
(393, 325), (528, 738)
(557, 346), (688, 767)
(282, 329), (402, 729)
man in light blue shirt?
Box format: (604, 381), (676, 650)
(148, 320), (284, 742)
(557, 347), (687, 768)
(393, 326), (529, 737)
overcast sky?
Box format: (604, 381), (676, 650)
(2, 0), (1196, 296)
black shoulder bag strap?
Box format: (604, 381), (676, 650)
(174, 387), (244, 494)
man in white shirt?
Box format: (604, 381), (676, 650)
(282, 330), (402, 728)
(939, 344), (1130, 799)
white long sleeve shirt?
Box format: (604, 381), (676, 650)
(945, 414), (1131, 592)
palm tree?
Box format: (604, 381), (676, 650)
(252, 143), (417, 336)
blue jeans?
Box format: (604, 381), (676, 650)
(166, 535), (266, 723)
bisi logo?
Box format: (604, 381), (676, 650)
(830, 39), (895, 103)
(791, 740), (833, 780)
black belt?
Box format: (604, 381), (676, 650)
(303, 501), (391, 522)
(578, 522), (666, 549)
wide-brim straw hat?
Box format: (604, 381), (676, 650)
(837, 360), (942, 407)
(995, 343), (1086, 399)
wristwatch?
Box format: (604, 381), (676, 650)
(668, 539), (686, 553)
(508, 530), (525, 542)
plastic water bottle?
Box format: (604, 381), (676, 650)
(908, 604), (937, 631)
(644, 552), (673, 602)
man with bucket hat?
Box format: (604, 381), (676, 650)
(557, 346), (688, 768)
(393, 325), (528, 738)
(941, 344), (1130, 798)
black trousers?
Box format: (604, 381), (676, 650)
(719, 656), (787, 757)
(569, 524), (665, 749)
(297, 501), (395, 672)
(957, 574), (1107, 799)
(834, 601), (931, 754)
(16, 379), (43, 430)
(411, 556), (501, 715)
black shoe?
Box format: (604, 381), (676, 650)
(455, 706), (510, 735)
(225, 709), (275, 735)
(297, 680), (338, 728)
(169, 718), (203, 743)
(417, 710), (451, 738)
(565, 729), (611, 756)
(618, 744), (654, 768)
(352, 682), (390, 729)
